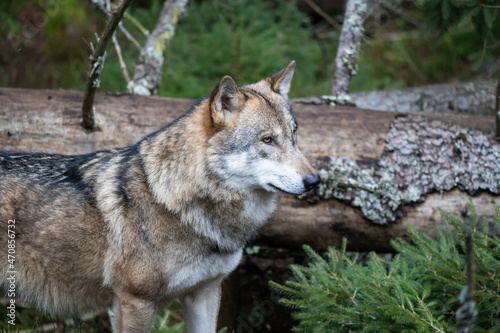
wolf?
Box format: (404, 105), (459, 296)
(0, 61), (319, 332)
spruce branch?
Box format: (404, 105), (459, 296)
(272, 201), (500, 332)
(82, 0), (134, 129)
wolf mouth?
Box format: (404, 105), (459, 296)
(268, 183), (298, 195)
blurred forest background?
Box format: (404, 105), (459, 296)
(1, 0), (499, 99)
(1, 1), (500, 332)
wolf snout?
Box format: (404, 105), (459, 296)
(303, 173), (320, 191)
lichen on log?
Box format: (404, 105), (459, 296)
(302, 115), (500, 224)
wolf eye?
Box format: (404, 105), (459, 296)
(262, 136), (273, 144)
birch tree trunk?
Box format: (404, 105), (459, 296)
(127, 0), (188, 96)
(330, 0), (368, 104)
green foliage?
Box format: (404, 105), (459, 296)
(151, 310), (184, 333)
(400, 0), (500, 66)
(99, 0), (327, 97)
(411, 0), (499, 35)
(0, 307), (101, 332)
(271, 200), (500, 332)
(65, 0), (500, 96)
(2, 0), (497, 95)
(0, 308), (184, 332)
(43, 0), (93, 61)
(142, 0), (324, 98)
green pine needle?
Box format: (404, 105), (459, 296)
(270, 200), (500, 332)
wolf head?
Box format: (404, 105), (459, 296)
(206, 61), (320, 195)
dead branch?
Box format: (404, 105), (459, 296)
(118, 21), (142, 50)
(302, 0), (342, 30)
(376, 0), (423, 29)
(112, 34), (131, 84)
(124, 12), (150, 37)
(106, 0), (131, 84)
(82, 0), (134, 129)
(95, 0), (141, 58)
(94, 1), (142, 51)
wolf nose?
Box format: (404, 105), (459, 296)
(303, 173), (320, 191)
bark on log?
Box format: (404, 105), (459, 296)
(295, 80), (497, 116)
(0, 87), (498, 252)
(351, 80), (497, 116)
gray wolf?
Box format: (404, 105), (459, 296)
(0, 61), (319, 332)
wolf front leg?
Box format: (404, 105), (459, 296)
(182, 279), (222, 333)
(111, 293), (157, 333)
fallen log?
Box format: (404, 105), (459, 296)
(0, 87), (498, 252)
(350, 80), (497, 116)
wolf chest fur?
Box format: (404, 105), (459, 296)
(0, 61), (319, 333)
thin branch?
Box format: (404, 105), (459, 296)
(112, 33), (131, 83)
(128, 0), (188, 96)
(397, 43), (426, 82)
(124, 12), (150, 37)
(107, 0), (130, 83)
(82, 0), (134, 129)
(119, 21), (142, 50)
(81, 37), (95, 54)
(377, 0), (423, 29)
(302, 0), (342, 30)
(94, 1), (142, 51)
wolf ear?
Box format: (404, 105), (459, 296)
(268, 60), (296, 98)
(209, 75), (245, 127)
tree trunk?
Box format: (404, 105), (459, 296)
(330, 0), (367, 101)
(0, 88), (498, 252)
(127, 0), (188, 96)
